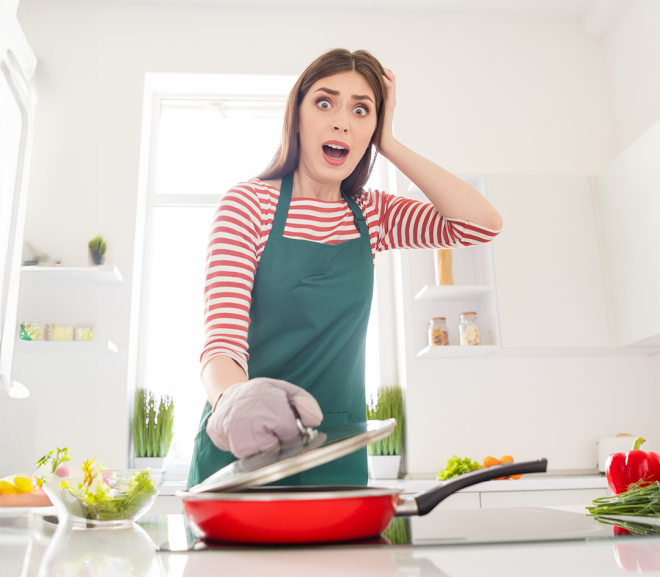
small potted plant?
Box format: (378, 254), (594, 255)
(88, 235), (107, 265)
(133, 388), (174, 469)
(366, 385), (404, 479)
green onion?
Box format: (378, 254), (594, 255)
(587, 481), (660, 518)
(366, 386), (404, 456)
(382, 517), (411, 544)
(133, 388), (174, 458)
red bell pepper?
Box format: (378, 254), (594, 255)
(606, 437), (660, 495)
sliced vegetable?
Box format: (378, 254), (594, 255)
(436, 455), (481, 481)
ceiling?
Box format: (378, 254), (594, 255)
(49, 0), (632, 37)
(57, 0), (598, 16)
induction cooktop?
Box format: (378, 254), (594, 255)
(133, 506), (659, 552)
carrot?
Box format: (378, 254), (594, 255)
(483, 456), (499, 468)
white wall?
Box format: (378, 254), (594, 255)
(10, 0), (660, 473)
(603, 0), (660, 153)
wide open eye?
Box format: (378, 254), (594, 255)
(354, 106), (369, 116)
(316, 99), (331, 110)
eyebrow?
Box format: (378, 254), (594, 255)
(314, 87), (374, 104)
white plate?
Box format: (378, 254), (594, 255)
(0, 505), (55, 516)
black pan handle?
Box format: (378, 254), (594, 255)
(413, 458), (548, 516)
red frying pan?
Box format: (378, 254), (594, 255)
(177, 420), (547, 545)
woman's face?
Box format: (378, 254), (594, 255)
(298, 71), (378, 185)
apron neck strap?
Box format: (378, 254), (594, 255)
(271, 173), (368, 238)
(270, 172), (294, 238)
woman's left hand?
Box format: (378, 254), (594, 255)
(380, 68), (397, 156)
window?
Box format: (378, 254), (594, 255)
(134, 74), (387, 474)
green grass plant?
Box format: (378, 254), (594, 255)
(133, 388), (174, 458)
(366, 385), (404, 456)
(88, 235), (108, 256)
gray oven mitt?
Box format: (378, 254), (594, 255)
(206, 377), (323, 458)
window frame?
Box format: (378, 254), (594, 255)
(130, 73), (398, 476)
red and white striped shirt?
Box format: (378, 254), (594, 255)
(202, 178), (502, 376)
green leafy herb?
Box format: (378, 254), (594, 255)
(36, 447), (70, 474)
(436, 455), (482, 481)
(366, 386), (404, 456)
(587, 480), (660, 518)
(35, 447), (70, 487)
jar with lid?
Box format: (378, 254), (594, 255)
(459, 312), (481, 346)
(428, 317), (449, 347)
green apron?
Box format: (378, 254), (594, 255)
(187, 172), (374, 489)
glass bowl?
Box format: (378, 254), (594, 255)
(43, 469), (165, 528)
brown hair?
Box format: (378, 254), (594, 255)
(257, 48), (387, 198)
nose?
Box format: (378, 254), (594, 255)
(333, 108), (349, 133)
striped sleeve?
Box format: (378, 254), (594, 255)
(373, 191), (502, 251)
(200, 183), (263, 377)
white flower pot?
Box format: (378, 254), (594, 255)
(367, 455), (401, 479)
(133, 457), (166, 470)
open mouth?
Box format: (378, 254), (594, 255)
(322, 144), (348, 160)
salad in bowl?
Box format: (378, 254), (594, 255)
(38, 448), (164, 527)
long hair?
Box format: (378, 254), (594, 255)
(257, 48), (387, 197)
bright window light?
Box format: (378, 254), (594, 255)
(144, 94), (382, 467)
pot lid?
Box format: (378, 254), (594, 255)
(188, 419), (396, 493)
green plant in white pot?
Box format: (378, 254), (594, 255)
(133, 388), (174, 469)
(366, 385), (404, 479)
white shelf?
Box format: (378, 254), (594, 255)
(496, 346), (660, 358)
(417, 345), (660, 359)
(414, 285), (493, 302)
(16, 340), (119, 354)
(417, 345), (500, 358)
(21, 265), (123, 284)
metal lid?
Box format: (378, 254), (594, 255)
(188, 419), (396, 493)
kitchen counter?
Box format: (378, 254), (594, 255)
(3, 500), (658, 576)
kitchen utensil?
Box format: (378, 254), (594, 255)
(177, 419), (547, 544)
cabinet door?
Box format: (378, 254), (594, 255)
(595, 121), (660, 347)
(480, 489), (608, 508)
(486, 174), (611, 348)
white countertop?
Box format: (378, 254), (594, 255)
(2, 506), (656, 577)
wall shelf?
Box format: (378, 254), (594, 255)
(414, 285), (493, 302)
(416, 345), (660, 359)
(21, 265), (123, 285)
(417, 345), (500, 358)
(495, 346), (660, 358)
(16, 340), (119, 354)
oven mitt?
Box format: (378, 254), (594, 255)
(206, 377), (324, 458)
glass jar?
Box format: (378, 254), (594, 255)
(428, 317), (449, 346)
(459, 312), (481, 346)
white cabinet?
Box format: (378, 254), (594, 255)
(486, 174), (611, 349)
(594, 119), (660, 347)
(480, 488), (608, 509)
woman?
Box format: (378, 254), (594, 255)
(187, 48), (503, 489)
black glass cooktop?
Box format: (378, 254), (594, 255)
(133, 506), (659, 551)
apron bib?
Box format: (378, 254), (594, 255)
(187, 172), (374, 488)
